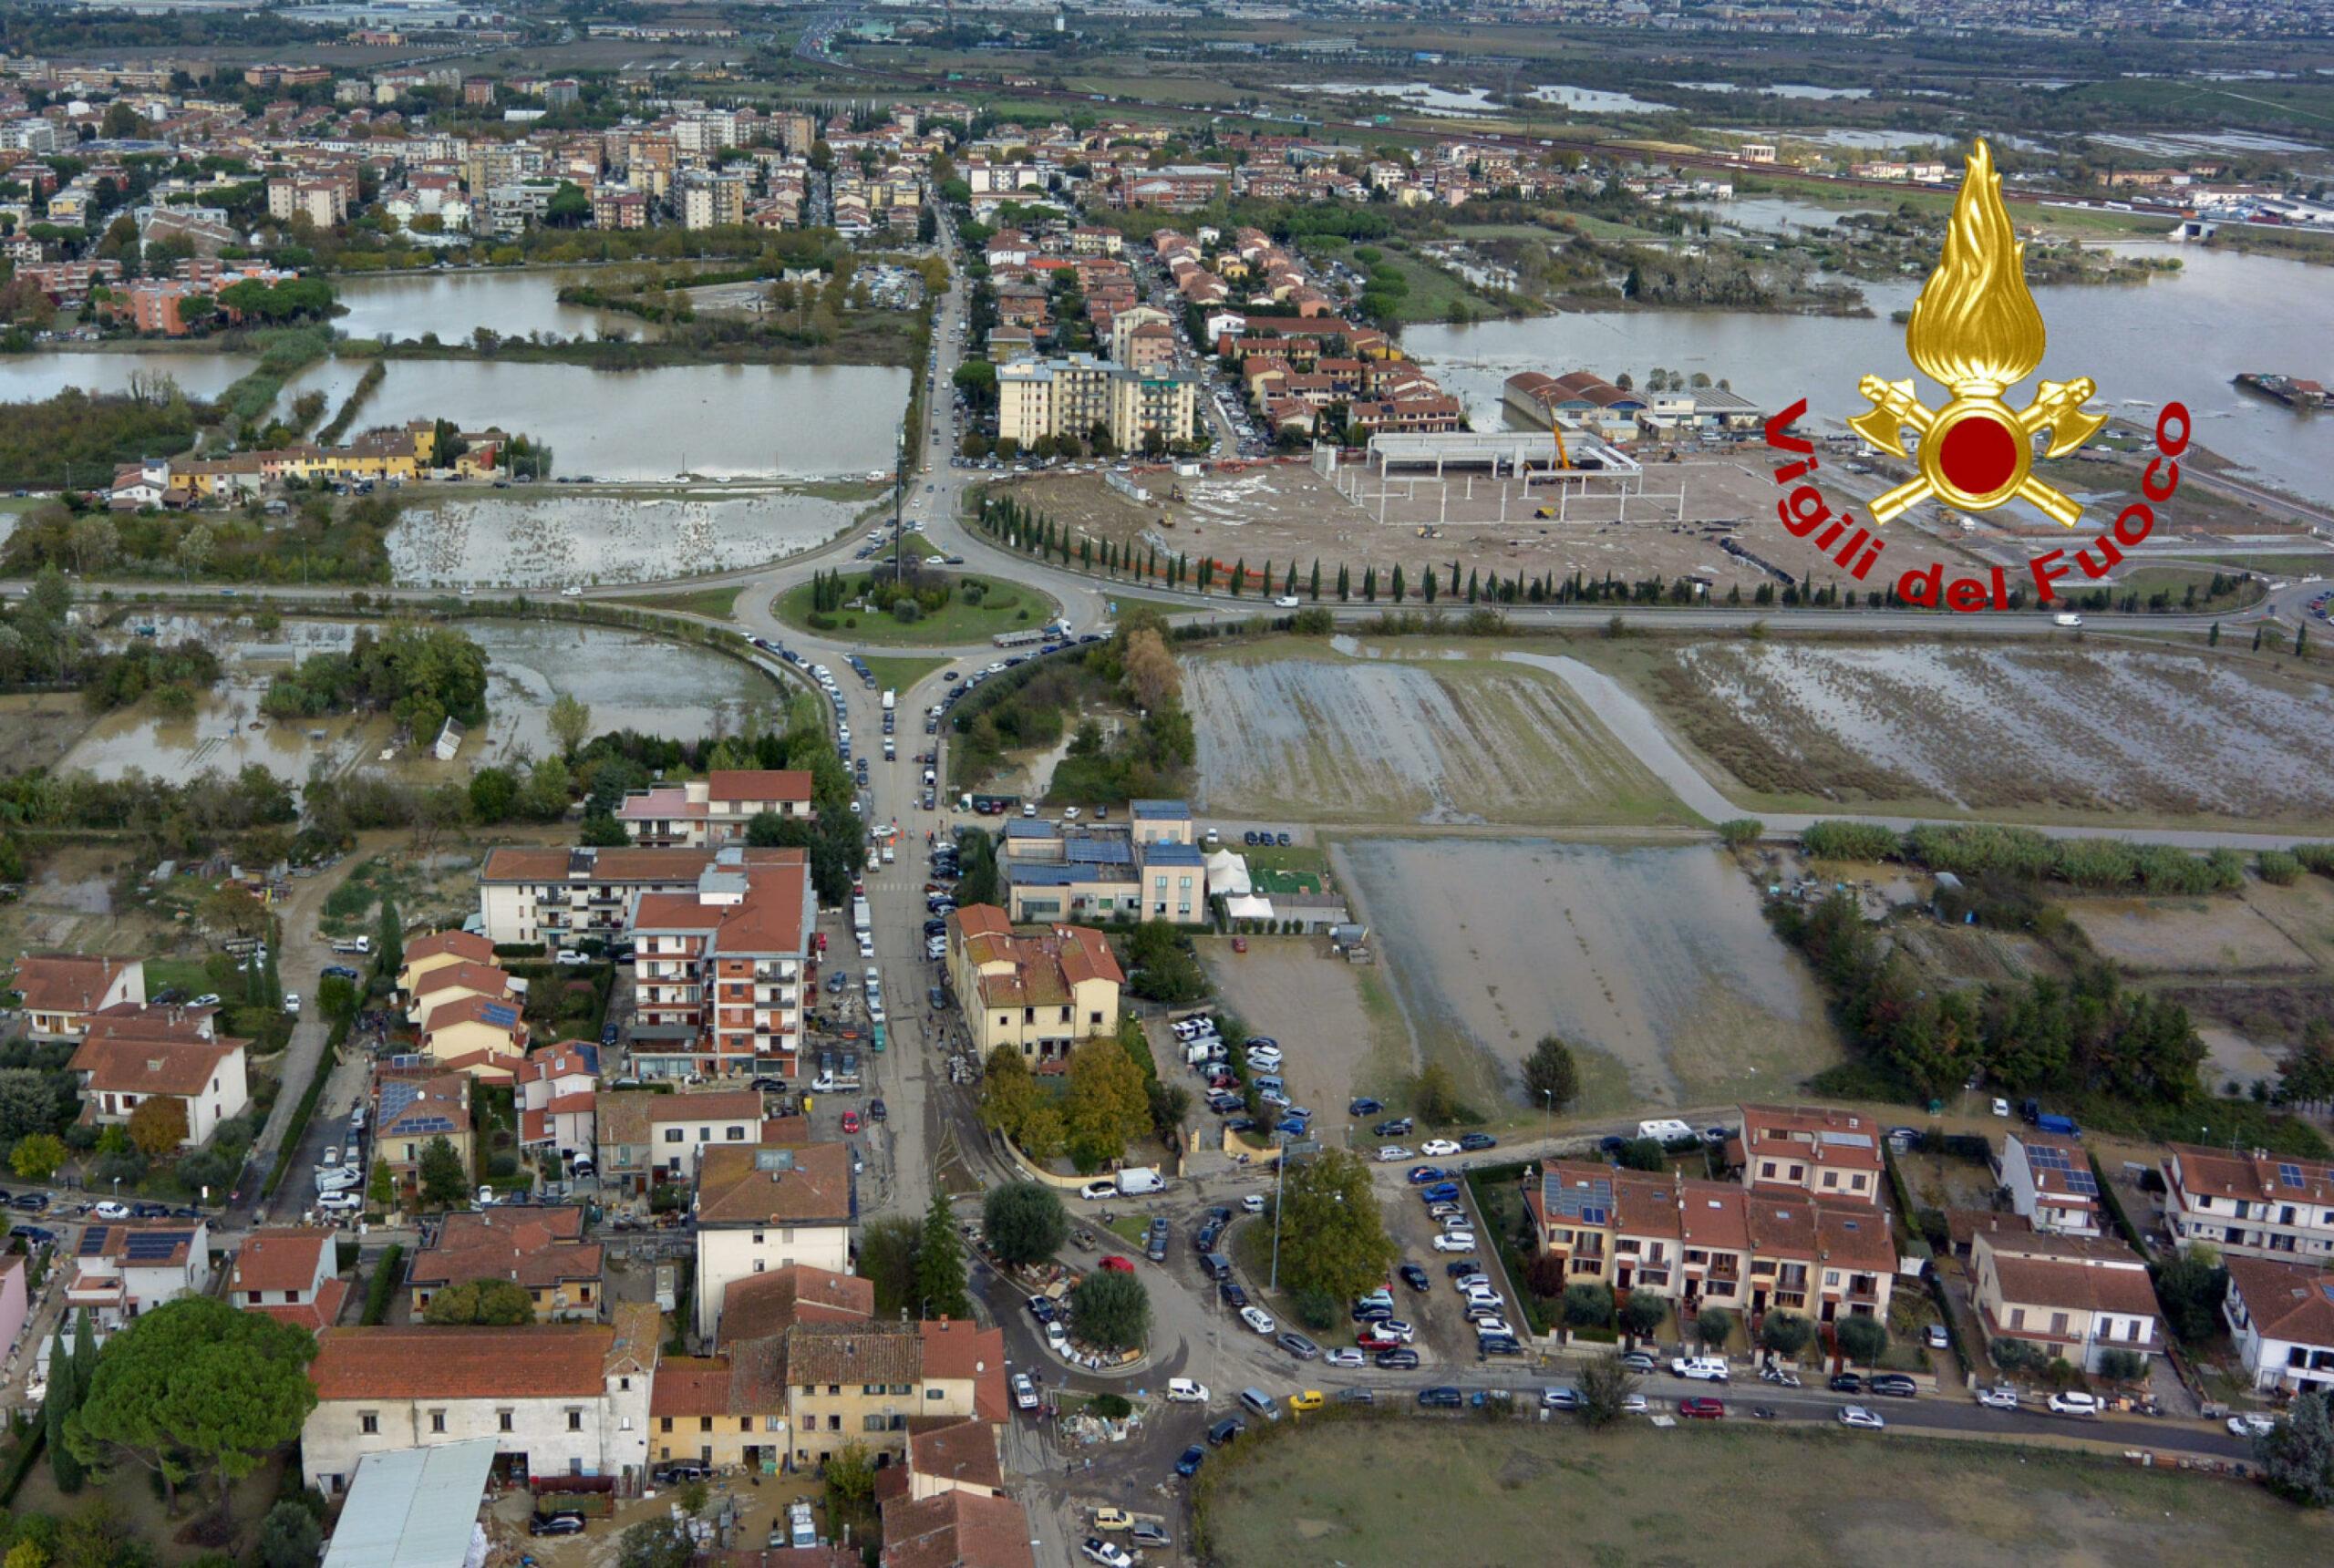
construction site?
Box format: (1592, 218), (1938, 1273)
(999, 432), (1998, 598)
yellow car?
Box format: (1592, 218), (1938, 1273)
(1288, 1390), (1326, 1415)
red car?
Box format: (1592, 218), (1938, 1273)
(1355, 1326), (1400, 1350)
(1678, 1398), (1726, 1420)
(841, 1111), (861, 1134)
(1099, 1255), (1136, 1274)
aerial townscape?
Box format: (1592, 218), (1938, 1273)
(5, 2), (2334, 1566)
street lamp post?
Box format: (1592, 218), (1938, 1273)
(1543, 1088), (1554, 1149)
(1267, 1150), (1287, 1294)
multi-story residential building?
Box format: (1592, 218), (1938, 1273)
(629, 847), (813, 1079)
(418, 994), (527, 1080)
(615, 769), (814, 848)
(1000, 825), (1206, 924)
(678, 170), (749, 230)
(410, 961), (518, 1030)
(781, 1317), (1007, 1470)
(407, 1206), (604, 1323)
(482, 181), (560, 236)
(479, 843), (805, 948)
(997, 355), (1197, 452)
(2162, 1144), (2334, 1263)
(398, 930), (497, 995)
(229, 1227), (347, 1333)
(1997, 1130), (2102, 1236)
(2222, 1253), (2334, 1398)
(517, 1044), (598, 1162)
(648, 1350), (789, 1471)
(643, 1089), (765, 1183)
(67, 1219), (212, 1328)
(374, 1073), (473, 1201)
(69, 1008), (251, 1146)
(299, 1305), (661, 1495)
(945, 905), (1123, 1064)
(717, 1264), (873, 1352)
(692, 1143), (854, 1343)
(1970, 1229), (2163, 1374)
(11, 953), (143, 1041)
(1736, 1103), (1885, 1207)
(266, 177), (346, 228)
(592, 185), (647, 230)
(1526, 1161), (1895, 1325)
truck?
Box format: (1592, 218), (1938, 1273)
(788, 1501), (817, 1550)
(2035, 1112), (2081, 1137)
(881, 688), (896, 712)
(328, 934), (371, 955)
(2053, 613), (2084, 628)
(1118, 1166), (1165, 1196)
(852, 897), (872, 935)
(992, 627), (1047, 648)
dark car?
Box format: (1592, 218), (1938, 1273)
(1416, 1386), (1463, 1408)
(1678, 1398), (1726, 1420)
(1279, 1332), (1320, 1361)
(1420, 1181), (1461, 1203)
(10, 1193), (47, 1212)
(1374, 1117), (1414, 1138)
(1218, 1278), (1248, 1308)
(529, 1513), (586, 1537)
(1407, 1166), (1451, 1185)
(1194, 1219), (1224, 1251)
(1375, 1347), (1420, 1370)
(1242, 831), (1258, 846)
(1459, 1132), (1498, 1151)
(751, 1076), (786, 1091)
(1206, 1417), (1244, 1447)
(601, 1021), (620, 1047)
(1175, 1445), (1205, 1478)
(1027, 1295), (1057, 1324)
(1145, 1219), (1169, 1263)
(924, 919), (947, 936)
(1399, 1264), (1430, 1292)
(320, 965), (361, 982)
(1348, 1098), (1382, 1116)
(12, 1226), (56, 1246)
(1867, 1373), (1919, 1398)
(1598, 1135), (1627, 1156)
(1352, 1301), (1394, 1324)
(1480, 1335), (1524, 1357)
(928, 985), (948, 1010)
(1828, 1373), (1865, 1395)
(1618, 1351), (1658, 1374)
(129, 1202), (170, 1219)
(868, 1099), (888, 1122)
(656, 1464), (711, 1485)
(1446, 1257), (1483, 1278)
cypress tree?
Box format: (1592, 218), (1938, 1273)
(46, 1322), (82, 1492)
(2209, 621), (2220, 647)
(1284, 562), (1297, 596)
(1308, 559), (1320, 600)
(1230, 559), (1245, 596)
(1148, 544), (1159, 580)
(1423, 567), (1437, 603)
(1390, 564), (1405, 602)
(1337, 563), (1350, 601)
(1362, 566), (1378, 602)
(1465, 567), (1480, 603)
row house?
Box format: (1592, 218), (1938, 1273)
(628, 847), (813, 1079)
(418, 993), (527, 1081)
(594, 1088), (764, 1196)
(409, 960), (518, 1031)
(781, 1318), (1007, 1471)
(1970, 1230), (2162, 1374)
(615, 769), (813, 849)
(2162, 1144), (2334, 1263)
(2223, 1253), (2334, 1398)
(298, 1305), (661, 1495)
(229, 1227), (346, 1333)
(1345, 396), (1467, 436)
(1527, 1161), (1896, 1325)
(517, 1044), (598, 1163)
(408, 1205), (604, 1323)
(1736, 1102), (1885, 1207)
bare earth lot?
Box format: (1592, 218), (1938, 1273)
(1182, 644), (1694, 827)
(1201, 1423), (2332, 1568)
(1625, 640), (2334, 825)
(1333, 837), (1841, 1117)
(2070, 893), (2319, 974)
(1198, 934), (1415, 1110)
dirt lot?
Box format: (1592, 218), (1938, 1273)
(1201, 1422), (2333, 1568)
(1198, 934), (1414, 1111)
(1587, 637), (2334, 826)
(0, 691), (97, 775)
(1003, 450), (1989, 597)
(1181, 642), (1693, 828)
(2070, 893), (2319, 975)
(1333, 837), (1843, 1119)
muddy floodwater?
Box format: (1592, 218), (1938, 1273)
(59, 616), (770, 787)
(389, 490), (863, 588)
(1335, 837), (1840, 1115)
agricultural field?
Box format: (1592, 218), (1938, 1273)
(1181, 644), (1695, 828)
(1200, 1421), (2330, 1568)
(1334, 837), (1840, 1116)
(1615, 640), (2334, 826)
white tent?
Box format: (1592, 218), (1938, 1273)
(1203, 850), (1252, 897)
(1224, 894), (1275, 923)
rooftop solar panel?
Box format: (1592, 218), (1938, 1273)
(2279, 1162), (2306, 1187)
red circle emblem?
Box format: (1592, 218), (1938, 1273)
(1937, 413), (2020, 498)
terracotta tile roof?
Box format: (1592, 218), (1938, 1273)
(230, 1228), (333, 1295)
(247, 1276), (349, 1335)
(651, 1355), (737, 1418)
(1743, 1196), (1895, 1274)
(721, 1265), (873, 1346)
(377, 1074), (472, 1140)
(949, 906), (1122, 1012)
(1987, 1249), (2163, 1322)
(2168, 1143), (2334, 1207)
(651, 1089), (765, 1127)
(918, 1320), (1008, 1422)
(1946, 1208), (2032, 1248)
(759, 1114), (811, 1146)
(402, 930), (497, 968)
(408, 1206), (601, 1294)
(432, 1048), (521, 1083)
(413, 962), (514, 1001)
(706, 769), (813, 804)
(2227, 1253), (2334, 1347)
(596, 1089), (657, 1150)
(1740, 1103), (1885, 1175)
(879, 1489), (1034, 1568)
(69, 1034), (242, 1098)
(518, 1046), (599, 1086)
(309, 1324), (615, 1400)
(694, 1143), (853, 1229)
(12, 953), (136, 1015)
(423, 993), (526, 1038)
(481, 845), (801, 884)
(786, 1323), (922, 1386)
(906, 1418), (1001, 1492)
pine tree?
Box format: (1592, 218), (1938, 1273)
(1148, 544), (1159, 581)
(70, 1308), (95, 1393)
(2253, 625), (2264, 651)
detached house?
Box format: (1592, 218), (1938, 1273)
(1971, 1230), (2163, 1374)
(69, 1008), (251, 1146)
(398, 930), (499, 996)
(2223, 1253), (2334, 1398)
(945, 905), (1123, 1064)
(407, 1205), (603, 1323)
(229, 1227), (348, 1333)
(1997, 1130), (2102, 1237)
(2161, 1144), (2334, 1264)
(616, 769), (815, 849)
(12, 954), (144, 1042)
(67, 1218), (212, 1329)
(1735, 1103), (1885, 1207)
(418, 995), (527, 1080)
(374, 1073), (473, 1200)
(518, 1045), (598, 1163)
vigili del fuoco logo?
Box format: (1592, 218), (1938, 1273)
(1761, 139), (2192, 612)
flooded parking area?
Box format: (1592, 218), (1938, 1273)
(1334, 837), (1841, 1116)
(388, 490), (863, 588)
(1666, 642), (2334, 823)
(1181, 645), (1690, 827)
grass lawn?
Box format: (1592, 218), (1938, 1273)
(1371, 244), (1516, 323)
(145, 955), (227, 1000)
(610, 583), (742, 620)
(1740, 170), (2179, 238)
(1241, 842), (1329, 883)
(1199, 1420), (2333, 1568)
(1098, 592), (1192, 624)
(857, 654), (949, 693)
(770, 573), (1058, 646)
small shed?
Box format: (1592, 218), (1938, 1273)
(432, 717), (465, 762)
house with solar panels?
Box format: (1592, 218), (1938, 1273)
(1997, 1131), (2102, 1238)
(1969, 1229), (2163, 1375)
(2162, 1144), (2334, 1264)
(376, 1074), (474, 1202)
(418, 994), (528, 1082)
(65, 1218), (212, 1328)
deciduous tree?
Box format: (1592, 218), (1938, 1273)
(1275, 1149), (1397, 1304)
(417, 1135), (467, 1210)
(420, 1278), (535, 1326)
(1067, 1268), (1149, 1351)
(2260, 1388), (2334, 1506)
(981, 1181), (1068, 1266)
(126, 1096), (187, 1158)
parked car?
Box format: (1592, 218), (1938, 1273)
(1617, 1351), (1658, 1375)
(1324, 1347), (1366, 1369)
(1175, 1445), (1205, 1478)
(1416, 1387), (1464, 1408)
(1867, 1374), (1918, 1399)
(1420, 1139), (1461, 1158)
(1239, 1305), (1275, 1336)
(1759, 1366), (1803, 1387)
(1677, 1398), (1726, 1420)
(1080, 1539), (1133, 1568)
(2228, 1412), (2278, 1439)
(529, 1513), (587, 1537)
(1399, 1264), (1430, 1292)
(1079, 1180), (1118, 1201)
(1838, 1405), (1885, 1430)
(2047, 1391), (2102, 1418)
(92, 1200), (130, 1220)
(1374, 1347), (1420, 1370)
(1828, 1373), (1865, 1395)
(1975, 1385), (2021, 1411)
(1431, 1232), (1476, 1253)
(1459, 1132), (1498, 1151)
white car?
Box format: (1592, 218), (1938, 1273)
(1012, 1373), (1039, 1411)
(1431, 1232), (1476, 1253)
(1082, 1542), (1134, 1568)
(1472, 1319), (1514, 1340)
(869, 1001), (886, 1025)
(92, 1200), (130, 1220)
(1239, 1305), (1275, 1336)
(1420, 1139), (1461, 1157)
(283, 992), (302, 1015)
(1838, 1405), (1885, 1430)
(1079, 1180), (1118, 1202)
(1274, 595), (1301, 609)
(1990, 1098), (2011, 1117)
(316, 1191), (362, 1212)
(1166, 1378), (1210, 1403)
(1377, 1146), (1414, 1163)
(315, 1168), (360, 1192)
(1975, 1385), (2020, 1410)
(1241, 1193), (1265, 1213)
(1045, 1321), (1069, 1354)
(2046, 1391), (2101, 1418)
(2228, 1412), (2278, 1439)
(1324, 1347), (1366, 1369)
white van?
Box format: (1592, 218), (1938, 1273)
(1166, 1378), (1210, 1403)
(1637, 1118), (1695, 1144)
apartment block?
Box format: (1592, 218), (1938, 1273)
(616, 769), (814, 848)
(997, 354), (1197, 452)
(2162, 1144), (2334, 1263)
(628, 847), (814, 1078)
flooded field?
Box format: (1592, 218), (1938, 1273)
(1335, 838), (1841, 1116)
(1181, 645), (1691, 827)
(389, 490), (863, 588)
(1659, 642), (2334, 823)
(57, 615), (770, 787)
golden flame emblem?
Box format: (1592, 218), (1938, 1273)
(1850, 140), (2105, 526)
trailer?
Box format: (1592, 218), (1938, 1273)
(992, 627), (1047, 648)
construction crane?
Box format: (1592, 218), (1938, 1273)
(1532, 414), (1573, 519)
